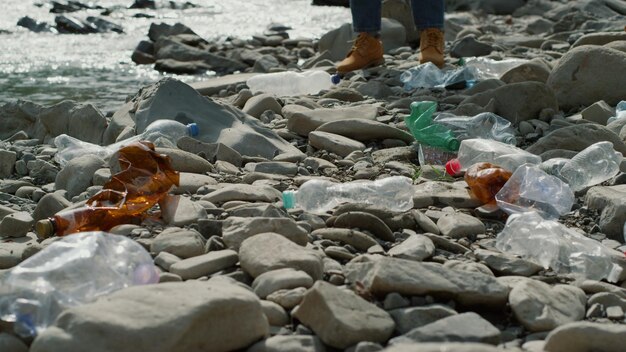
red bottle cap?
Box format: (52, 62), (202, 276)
(445, 158), (461, 176)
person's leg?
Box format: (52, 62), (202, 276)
(350, 0), (382, 34)
(411, 0), (445, 67)
(336, 0), (385, 74)
(411, 0), (444, 30)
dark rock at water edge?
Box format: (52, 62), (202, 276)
(311, 0), (349, 7)
(49, 0), (103, 14)
(18, 15), (123, 34)
(129, 0), (198, 10)
(17, 16), (57, 33)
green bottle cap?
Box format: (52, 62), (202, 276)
(282, 190), (297, 209)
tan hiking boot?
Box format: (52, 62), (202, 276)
(419, 28), (445, 68)
(336, 32), (384, 74)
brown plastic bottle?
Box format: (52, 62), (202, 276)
(464, 162), (512, 205)
(35, 141), (180, 238)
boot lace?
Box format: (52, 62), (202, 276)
(423, 30), (443, 53)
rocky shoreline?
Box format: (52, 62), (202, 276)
(1, 0), (626, 351)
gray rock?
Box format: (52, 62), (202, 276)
(588, 292), (626, 311)
(248, 335), (326, 352)
(381, 342), (503, 352)
(526, 124), (626, 155)
(0, 150), (17, 178)
(162, 196), (207, 227)
(321, 88), (364, 102)
(172, 173), (218, 194)
(266, 287), (306, 309)
(500, 59), (551, 84)
(312, 228), (378, 251)
(509, 279), (586, 332)
(446, 0), (526, 14)
(245, 161), (298, 176)
(177, 137), (243, 166)
(333, 211), (395, 241)
(154, 251), (182, 271)
(547, 46), (626, 110)
(0, 242), (25, 269)
(103, 78), (301, 159)
(390, 312), (501, 345)
(344, 257), (508, 307)
(284, 104), (378, 136)
(474, 248), (543, 276)
(356, 81), (395, 99)
(389, 305), (458, 334)
(150, 228), (205, 259)
(413, 181), (482, 208)
(292, 281), (395, 349)
(382, 0), (419, 43)
(222, 217), (309, 251)
(32, 192), (72, 221)
(239, 232), (323, 280)
(460, 81), (558, 123)
(30, 281), (269, 352)
(443, 260), (494, 276)
(436, 213), (485, 239)
(252, 55), (280, 73)
(38, 101), (107, 144)
(260, 300), (289, 327)
(191, 73), (258, 98)
(242, 94), (282, 119)
(316, 119), (414, 144)
(27, 159), (58, 184)
(585, 185), (626, 240)
(0, 332), (28, 352)
(0, 212), (34, 238)
(202, 184), (282, 204)
(54, 155), (105, 198)
(543, 321), (626, 352)
(155, 147), (214, 174)
(580, 100), (615, 125)
(252, 268), (314, 299)
(388, 234), (435, 261)
(450, 35), (493, 58)
(169, 249), (238, 280)
(309, 131), (366, 157)
(572, 32), (626, 47)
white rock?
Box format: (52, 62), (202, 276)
(169, 249), (238, 280)
(252, 268), (314, 299)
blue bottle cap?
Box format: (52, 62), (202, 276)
(331, 74), (341, 85)
(187, 123), (199, 137)
(282, 190), (297, 209)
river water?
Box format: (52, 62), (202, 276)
(0, 0), (350, 112)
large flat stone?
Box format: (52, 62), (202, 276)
(222, 217), (309, 251)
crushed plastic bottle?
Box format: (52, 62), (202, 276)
(464, 162), (512, 204)
(495, 212), (624, 283)
(55, 119), (199, 167)
(417, 144), (458, 166)
(607, 101), (626, 124)
(557, 141), (623, 192)
(496, 164), (575, 219)
(246, 70), (332, 96)
(463, 57), (528, 79)
(36, 141), (180, 238)
(400, 62), (480, 90)
(282, 176), (414, 215)
(445, 139), (541, 175)
(405, 101), (460, 152)
(0, 231), (158, 337)
(433, 112), (516, 145)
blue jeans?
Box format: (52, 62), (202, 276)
(350, 0), (444, 32)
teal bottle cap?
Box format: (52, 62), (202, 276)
(282, 190), (296, 209)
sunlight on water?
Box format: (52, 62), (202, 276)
(0, 0), (350, 111)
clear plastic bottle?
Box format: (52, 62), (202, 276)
(55, 119), (198, 166)
(0, 231), (159, 337)
(246, 70), (332, 96)
(495, 164), (575, 219)
(463, 57), (528, 79)
(400, 62), (480, 90)
(433, 112), (516, 145)
(445, 138), (541, 175)
(282, 176), (414, 215)
(557, 141), (623, 192)
(495, 212), (624, 283)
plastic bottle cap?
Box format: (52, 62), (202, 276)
(331, 74), (341, 85)
(445, 158), (461, 176)
(35, 219), (54, 239)
(187, 123), (199, 137)
(282, 190), (297, 209)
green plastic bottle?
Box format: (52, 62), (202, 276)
(404, 101), (460, 152)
